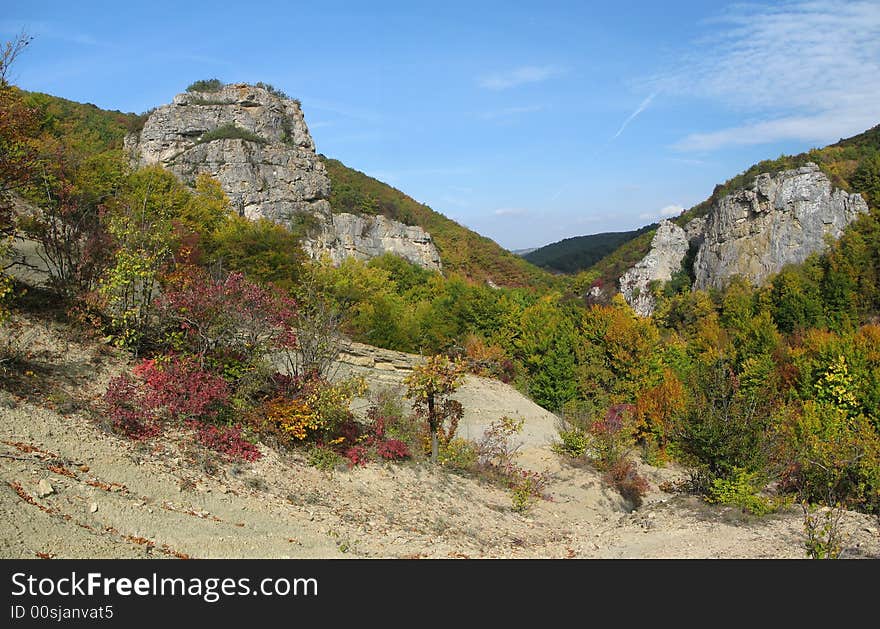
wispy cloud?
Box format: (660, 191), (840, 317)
(479, 65), (565, 90)
(493, 207), (528, 217)
(479, 104), (544, 120)
(658, 1), (880, 151)
(612, 92), (656, 140)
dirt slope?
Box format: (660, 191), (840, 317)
(1, 315), (878, 559)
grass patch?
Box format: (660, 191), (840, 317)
(186, 78), (223, 93)
(198, 124), (267, 146)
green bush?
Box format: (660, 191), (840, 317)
(186, 79), (223, 93)
(706, 469), (778, 515)
(255, 81), (297, 103)
(198, 124), (266, 145)
(552, 427), (589, 458)
(307, 445), (344, 473)
(673, 359), (774, 490)
(437, 437), (478, 471)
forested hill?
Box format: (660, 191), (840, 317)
(523, 225), (656, 274)
(321, 157), (555, 288)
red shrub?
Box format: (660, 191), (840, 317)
(156, 266), (298, 361)
(344, 445), (369, 468)
(133, 356), (230, 422)
(189, 422), (262, 461)
(103, 373), (161, 440)
(377, 439), (411, 461)
(336, 419), (364, 446)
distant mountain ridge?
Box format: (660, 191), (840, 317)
(522, 225), (657, 274)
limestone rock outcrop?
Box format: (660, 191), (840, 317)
(125, 83), (442, 271)
(619, 220), (689, 317)
(302, 213), (442, 269)
(619, 162), (869, 315)
(692, 163), (868, 290)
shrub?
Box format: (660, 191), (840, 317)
(802, 502), (846, 559)
(509, 468), (550, 514)
(552, 427), (589, 458)
(365, 390), (423, 457)
(255, 81), (292, 100)
(186, 78), (223, 93)
(156, 266), (298, 365)
(344, 445), (369, 468)
(258, 375), (365, 446)
(706, 468), (776, 515)
(198, 124), (266, 145)
(603, 458), (649, 509)
(475, 416), (523, 468)
(103, 373), (160, 439)
(780, 400), (880, 513)
(377, 439), (411, 461)
(262, 396), (320, 443)
(307, 445), (344, 472)
(190, 422), (261, 461)
(587, 403), (636, 470)
(438, 437), (478, 470)
(673, 359), (774, 490)
(133, 356), (230, 423)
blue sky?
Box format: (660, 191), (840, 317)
(3, 0), (879, 250)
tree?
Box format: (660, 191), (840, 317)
(98, 165), (191, 347)
(19, 147), (123, 295)
(0, 32), (37, 320)
(0, 33), (37, 217)
(404, 354), (466, 463)
(512, 294), (578, 411)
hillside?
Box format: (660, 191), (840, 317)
(21, 90), (141, 150)
(523, 225), (656, 274)
(4, 311), (878, 559)
(17, 88), (554, 290)
(321, 157), (556, 288)
(587, 124), (880, 291)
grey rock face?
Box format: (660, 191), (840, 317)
(125, 83), (441, 271)
(692, 163), (868, 290)
(302, 213), (442, 270)
(619, 220), (689, 316)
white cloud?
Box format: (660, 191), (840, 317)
(493, 207), (528, 217)
(479, 65), (565, 90)
(659, 1), (880, 151)
(640, 204), (684, 220)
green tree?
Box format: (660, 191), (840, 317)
(513, 294), (578, 411)
(99, 165), (191, 347)
(208, 214), (306, 291)
(404, 355), (466, 463)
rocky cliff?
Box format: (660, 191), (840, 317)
(125, 83), (442, 271)
(302, 213), (442, 269)
(692, 163), (867, 290)
(618, 220), (689, 316)
(620, 163), (869, 315)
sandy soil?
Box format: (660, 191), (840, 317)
(1, 312), (878, 560)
